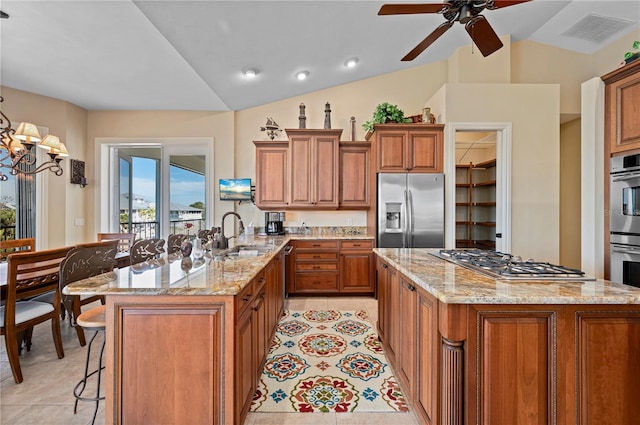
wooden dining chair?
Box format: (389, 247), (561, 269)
(167, 234), (188, 255)
(1, 246), (71, 383)
(0, 238), (36, 262)
(129, 238), (166, 265)
(97, 233), (135, 253)
(59, 240), (118, 346)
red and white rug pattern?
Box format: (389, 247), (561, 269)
(250, 309), (408, 413)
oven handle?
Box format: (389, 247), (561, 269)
(612, 245), (640, 255)
(611, 173), (640, 182)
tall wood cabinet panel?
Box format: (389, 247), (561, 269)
(398, 276), (417, 400)
(603, 60), (640, 154)
(371, 123), (444, 173)
(338, 142), (371, 209)
(253, 140), (289, 209)
(286, 129), (341, 209)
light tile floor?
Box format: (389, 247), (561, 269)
(1, 297), (420, 425)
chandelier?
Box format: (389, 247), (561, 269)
(0, 96), (68, 181)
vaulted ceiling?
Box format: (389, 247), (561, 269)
(1, 1), (638, 111)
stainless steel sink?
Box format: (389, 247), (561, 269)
(223, 245), (272, 257)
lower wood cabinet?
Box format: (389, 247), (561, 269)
(397, 276), (417, 400)
(375, 256), (640, 425)
(290, 239), (375, 295)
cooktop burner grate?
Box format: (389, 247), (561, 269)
(434, 249), (594, 280)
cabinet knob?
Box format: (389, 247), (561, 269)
(313, 266), (321, 269)
(313, 255), (321, 259)
(382, 264), (388, 269)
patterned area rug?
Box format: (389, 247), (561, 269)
(250, 309), (408, 413)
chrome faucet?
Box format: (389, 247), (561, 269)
(219, 212), (244, 249)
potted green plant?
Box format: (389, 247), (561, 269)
(362, 102), (411, 135)
(624, 40), (640, 65)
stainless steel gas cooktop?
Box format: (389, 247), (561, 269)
(432, 249), (595, 281)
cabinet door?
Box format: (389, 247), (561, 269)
(607, 65), (640, 154)
(340, 251), (374, 292)
(339, 143), (371, 208)
(236, 305), (255, 423)
(386, 265), (400, 365)
(376, 259), (389, 342)
(255, 143), (288, 208)
(407, 130), (443, 173)
(254, 285), (268, 380)
(289, 135), (313, 207)
(378, 131), (407, 172)
(416, 288), (438, 425)
(398, 277), (417, 400)
(314, 136), (339, 208)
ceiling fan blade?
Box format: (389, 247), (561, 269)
(378, 3), (449, 15)
(465, 15), (503, 57)
(486, 0), (532, 10)
(402, 21), (454, 61)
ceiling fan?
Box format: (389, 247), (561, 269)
(378, 1), (532, 61)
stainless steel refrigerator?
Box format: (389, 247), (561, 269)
(377, 173), (444, 248)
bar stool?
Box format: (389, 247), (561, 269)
(73, 305), (106, 425)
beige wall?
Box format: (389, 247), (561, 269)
(0, 86), (87, 249)
(4, 31), (639, 250)
(234, 60), (449, 228)
(560, 118), (581, 268)
(86, 110), (235, 236)
(441, 83), (561, 262)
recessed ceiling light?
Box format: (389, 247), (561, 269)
(295, 70), (309, 81)
(242, 68), (258, 78)
(344, 57), (359, 68)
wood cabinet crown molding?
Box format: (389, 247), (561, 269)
(601, 59), (640, 84)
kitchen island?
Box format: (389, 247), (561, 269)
(63, 232), (374, 425)
(374, 248), (640, 425)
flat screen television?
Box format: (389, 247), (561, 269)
(219, 178), (252, 201)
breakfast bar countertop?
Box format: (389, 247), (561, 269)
(375, 247), (640, 305)
(63, 231), (374, 297)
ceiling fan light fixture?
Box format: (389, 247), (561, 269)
(242, 68), (258, 78)
(344, 57), (359, 68)
(295, 70), (309, 81)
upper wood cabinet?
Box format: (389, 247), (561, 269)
(371, 123), (444, 173)
(339, 141), (371, 209)
(603, 60), (640, 154)
(253, 140), (289, 209)
(286, 129), (341, 209)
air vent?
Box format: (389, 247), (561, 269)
(562, 12), (635, 43)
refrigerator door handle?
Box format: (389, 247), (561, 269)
(407, 189), (414, 247)
(403, 189), (409, 248)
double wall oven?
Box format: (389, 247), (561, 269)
(610, 153), (640, 286)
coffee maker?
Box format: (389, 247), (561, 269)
(265, 212), (285, 235)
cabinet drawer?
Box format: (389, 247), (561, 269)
(295, 273), (339, 292)
(235, 280), (254, 318)
(296, 252), (338, 261)
(296, 240), (338, 249)
(341, 240), (374, 249)
(296, 262), (338, 271)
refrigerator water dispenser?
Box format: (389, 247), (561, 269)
(385, 202), (402, 233)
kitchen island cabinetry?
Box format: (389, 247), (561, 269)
(603, 60), (640, 154)
(371, 123), (444, 173)
(254, 140), (289, 209)
(97, 249), (286, 425)
(375, 249), (640, 425)
(286, 129), (341, 209)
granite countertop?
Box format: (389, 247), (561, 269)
(374, 248), (640, 305)
(63, 231), (374, 297)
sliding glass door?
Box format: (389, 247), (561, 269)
(110, 144), (209, 241)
